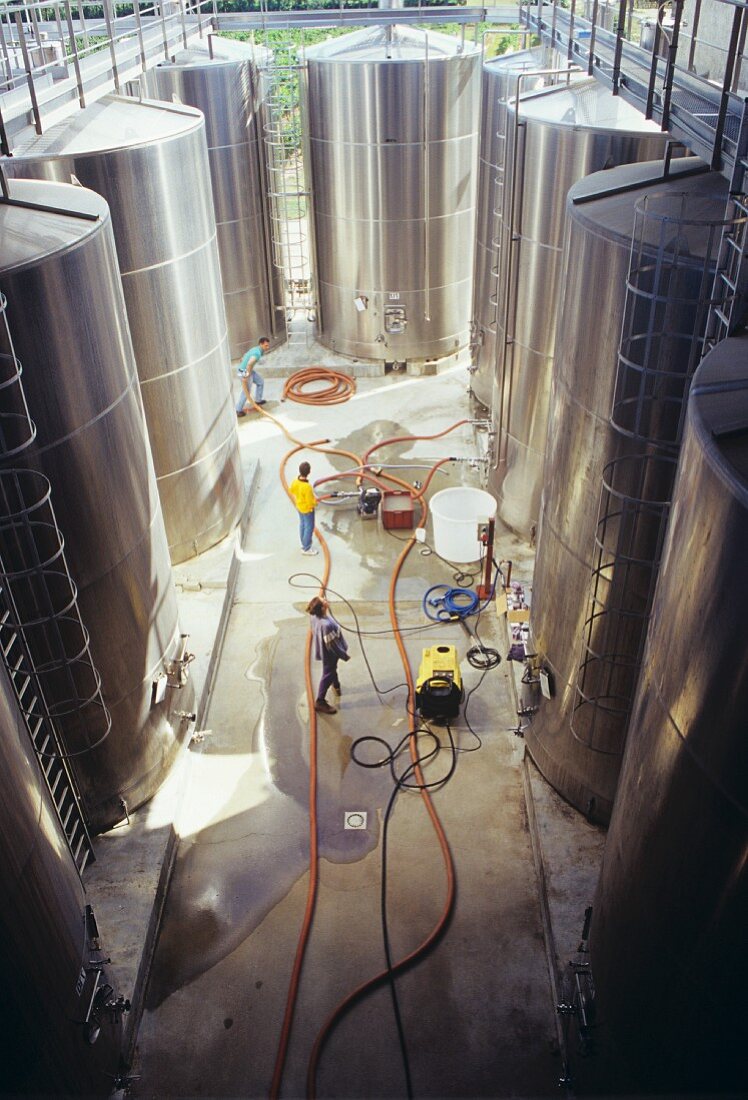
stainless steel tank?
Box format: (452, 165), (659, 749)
(0, 659), (122, 1093)
(491, 79), (671, 538)
(137, 39), (286, 360)
(525, 159), (729, 824)
(588, 334), (748, 1094)
(5, 94), (243, 564)
(471, 46), (552, 408)
(0, 655), (122, 1095)
(0, 177), (193, 831)
(302, 25), (481, 367)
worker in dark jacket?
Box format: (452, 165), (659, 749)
(305, 596), (350, 715)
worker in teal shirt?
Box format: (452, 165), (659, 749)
(236, 337), (269, 416)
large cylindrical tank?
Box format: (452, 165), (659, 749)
(490, 79), (671, 538)
(588, 334), (748, 1094)
(137, 40), (286, 360)
(5, 94), (243, 564)
(525, 159), (728, 824)
(471, 46), (552, 408)
(302, 25), (481, 366)
(0, 178), (193, 831)
(0, 659), (121, 1094)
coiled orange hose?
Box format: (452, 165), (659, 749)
(283, 367), (356, 405)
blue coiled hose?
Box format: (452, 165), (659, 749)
(422, 584), (481, 622)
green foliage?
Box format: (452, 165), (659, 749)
(220, 20), (534, 158)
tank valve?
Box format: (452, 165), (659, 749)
(164, 633), (195, 689)
(86, 984), (131, 1044)
(175, 710), (196, 723)
(110, 1071), (141, 1092)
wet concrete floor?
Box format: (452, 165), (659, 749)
(132, 367), (605, 1098)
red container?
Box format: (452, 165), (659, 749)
(382, 490), (414, 530)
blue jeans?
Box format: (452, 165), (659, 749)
(236, 369), (264, 412)
(317, 654), (340, 702)
(299, 510), (315, 550)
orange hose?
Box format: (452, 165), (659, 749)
(271, 431), (372, 1100)
(306, 458), (457, 1100)
(270, 417), (469, 1099)
(269, 440), (336, 1100)
(312, 469), (393, 495)
(363, 420), (471, 466)
(283, 367), (356, 406)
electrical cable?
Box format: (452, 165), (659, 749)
(348, 722), (459, 1098)
(462, 617), (501, 672)
(382, 526), (479, 586)
(264, 415), (474, 1097)
(457, 668), (493, 753)
(307, 454), (459, 1099)
(300, 574), (411, 702)
(268, 425), (388, 1097)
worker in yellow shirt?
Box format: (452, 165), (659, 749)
(288, 460), (318, 555)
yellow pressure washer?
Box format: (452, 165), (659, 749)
(415, 645), (464, 720)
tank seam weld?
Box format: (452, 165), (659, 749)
(155, 415), (237, 480)
(25, 367), (142, 458)
(118, 230), (219, 278)
(139, 333), (229, 384)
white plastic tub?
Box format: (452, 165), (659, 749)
(429, 487), (497, 562)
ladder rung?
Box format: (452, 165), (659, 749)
(36, 733), (51, 755)
(719, 272), (738, 292)
(16, 676), (33, 703)
(2, 632), (18, 658)
(63, 805), (76, 833)
(715, 307), (731, 327)
(49, 768), (64, 797)
(73, 834), (86, 862)
(29, 715), (44, 739)
(725, 235), (743, 254)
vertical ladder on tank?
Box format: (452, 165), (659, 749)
(706, 193), (748, 347)
(0, 592), (95, 873)
(702, 101), (748, 354)
(0, 286), (112, 875)
(261, 46), (315, 348)
(571, 193), (740, 761)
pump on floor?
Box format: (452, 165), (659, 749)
(357, 486), (382, 519)
(415, 645), (464, 720)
